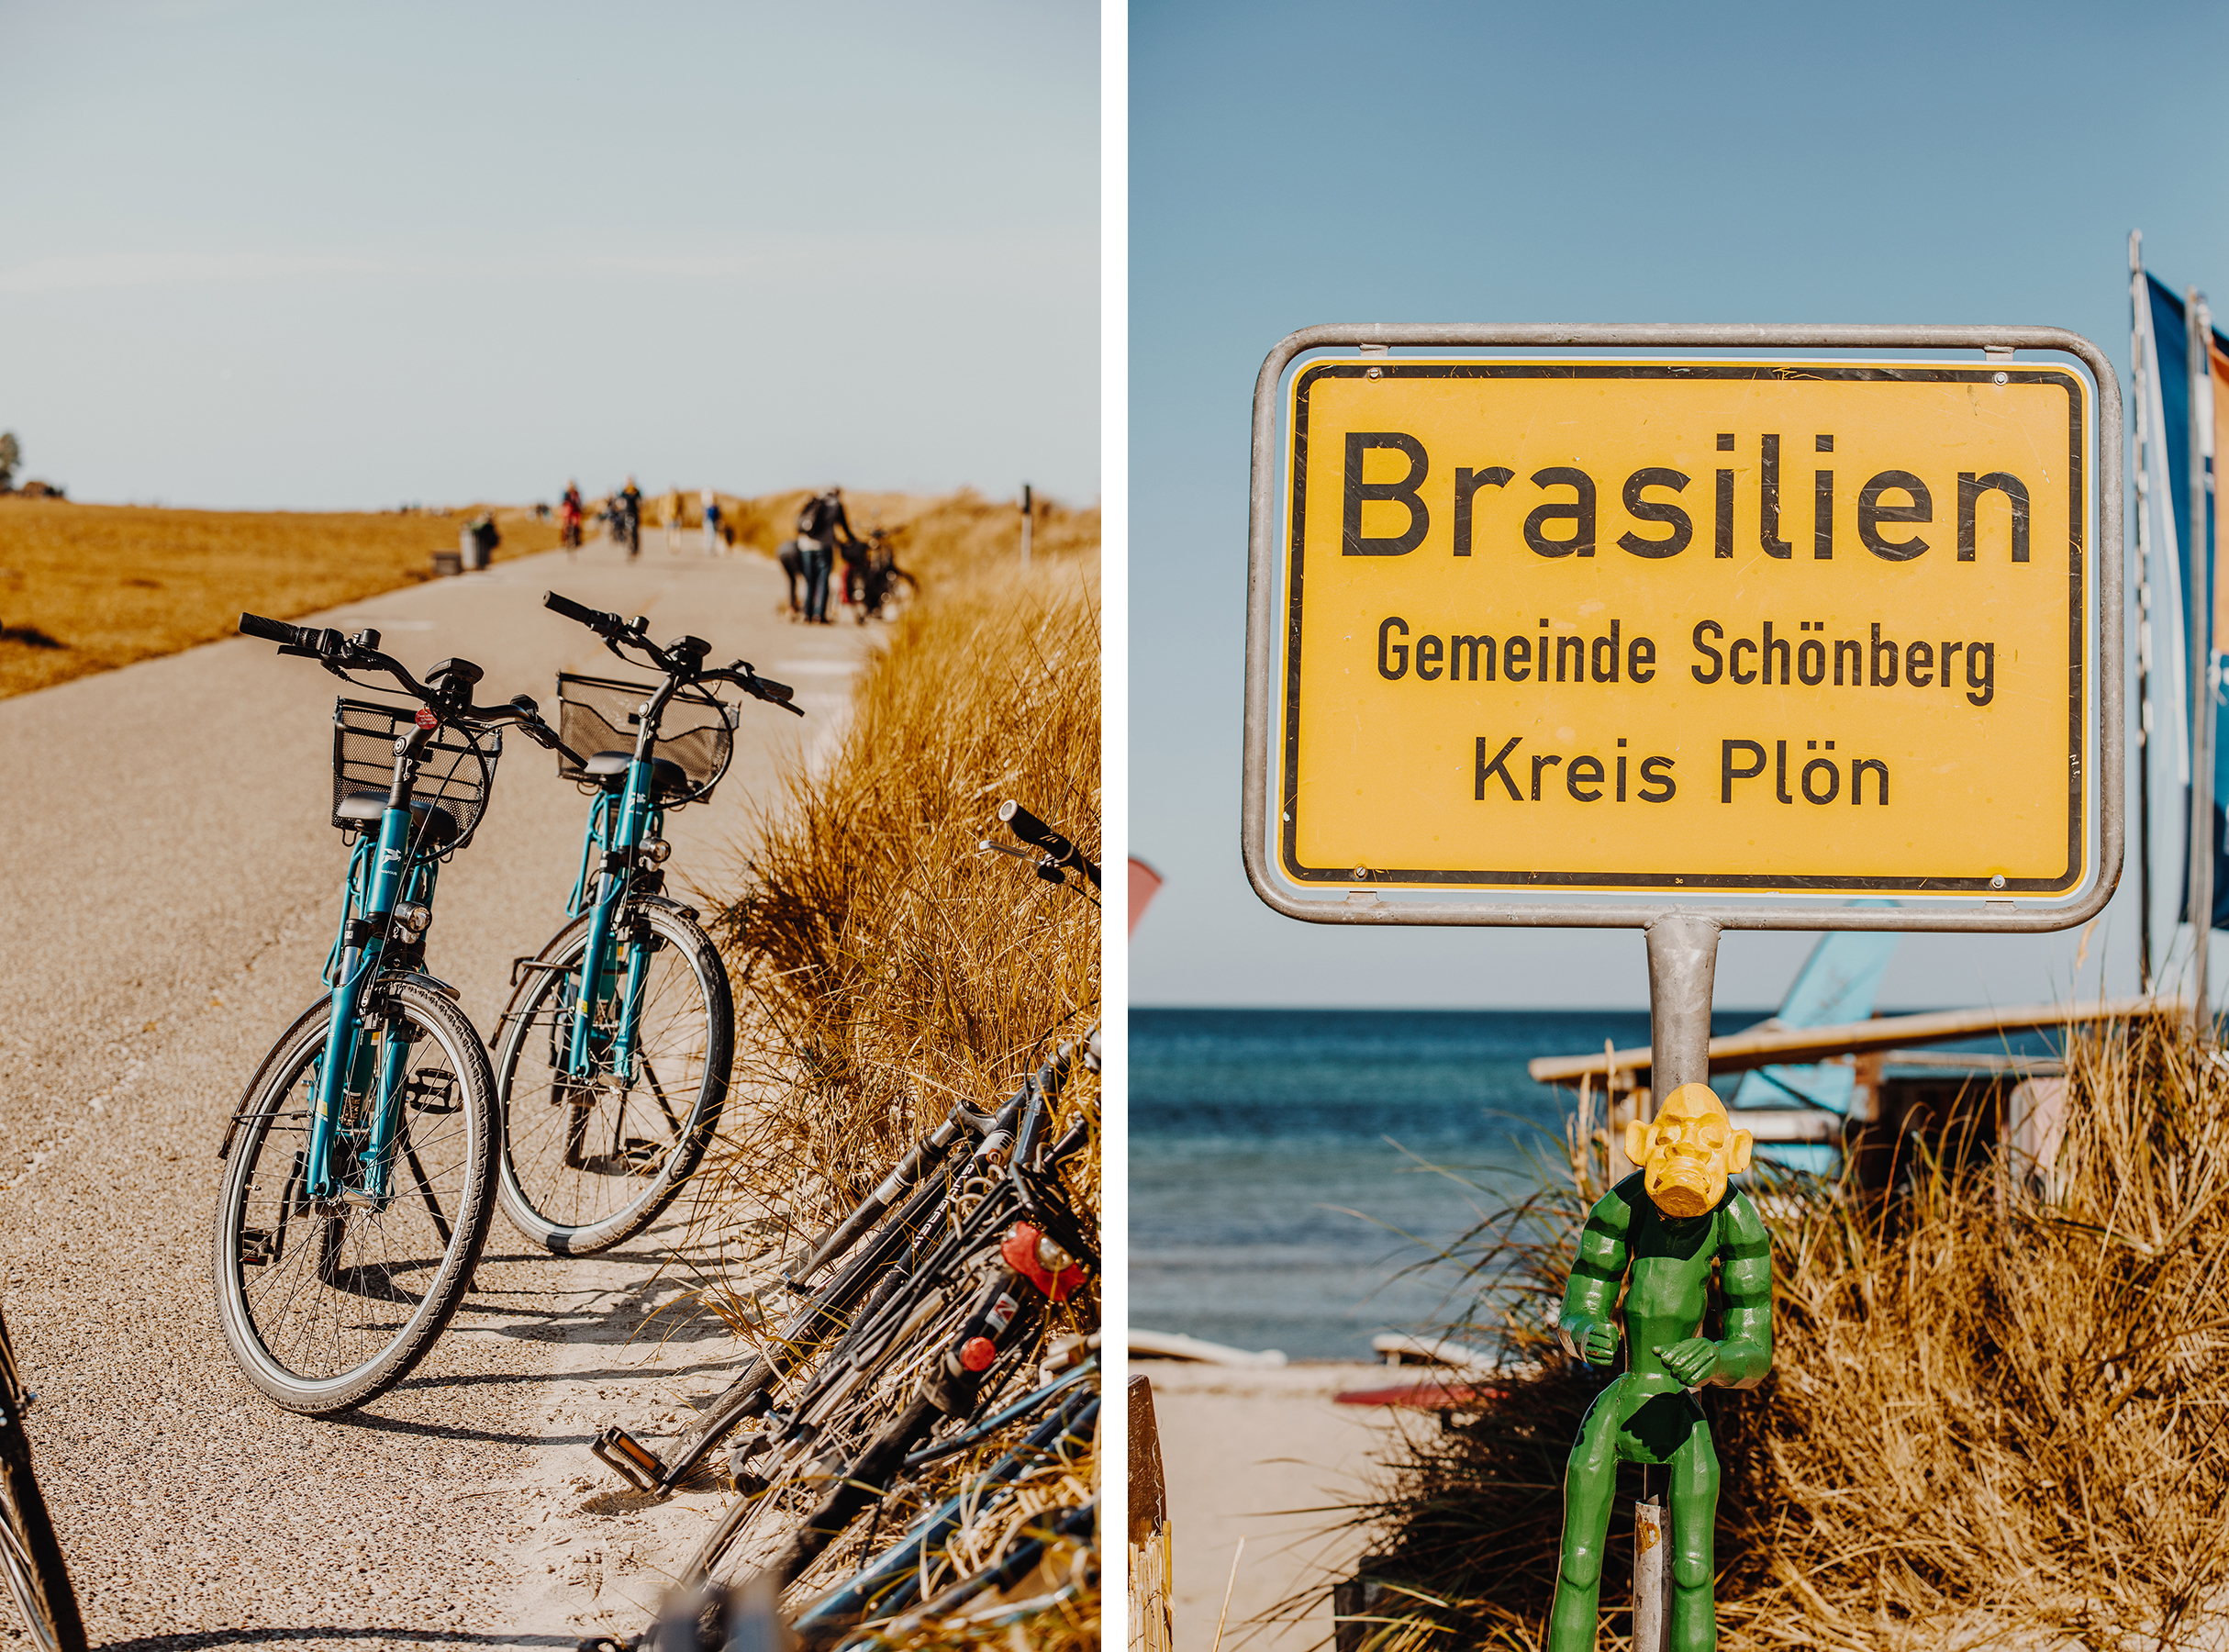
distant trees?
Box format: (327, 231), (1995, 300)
(0, 432), (17, 492)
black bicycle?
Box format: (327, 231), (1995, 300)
(676, 1032), (1097, 1605)
(587, 802), (1098, 1500)
(0, 1308), (83, 1652)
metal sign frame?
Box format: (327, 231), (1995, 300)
(1242, 323), (2124, 938)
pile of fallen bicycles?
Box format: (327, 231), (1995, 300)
(581, 816), (1102, 1650)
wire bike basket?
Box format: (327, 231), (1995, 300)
(553, 673), (737, 808)
(331, 698), (502, 855)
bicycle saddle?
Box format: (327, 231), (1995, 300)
(337, 789), (462, 848)
(583, 752), (691, 800)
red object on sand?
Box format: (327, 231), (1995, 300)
(1334, 1381), (1502, 1410)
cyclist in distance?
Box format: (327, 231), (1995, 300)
(795, 485), (853, 625)
(559, 481), (584, 552)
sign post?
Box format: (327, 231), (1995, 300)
(1241, 323), (2123, 1652)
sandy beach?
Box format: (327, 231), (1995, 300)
(1140, 1359), (1419, 1651)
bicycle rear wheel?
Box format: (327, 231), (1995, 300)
(0, 1412), (83, 1652)
(495, 898), (731, 1255)
(211, 979), (499, 1413)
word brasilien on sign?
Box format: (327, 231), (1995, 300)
(1277, 362), (2089, 896)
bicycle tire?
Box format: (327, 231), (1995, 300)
(494, 898), (731, 1254)
(211, 980), (499, 1413)
(0, 1418), (83, 1652)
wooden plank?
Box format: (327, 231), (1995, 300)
(1129, 1374), (1175, 1652)
(1527, 995), (2169, 1087)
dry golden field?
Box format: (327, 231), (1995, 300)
(0, 498), (558, 698)
(0, 486), (1094, 701)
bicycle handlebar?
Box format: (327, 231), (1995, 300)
(542, 589), (609, 631)
(237, 611), (563, 742)
(997, 800), (1101, 890)
(542, 590), (805, 717)
(238, 612), (299, 646)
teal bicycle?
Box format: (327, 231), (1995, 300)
(491, 591), (800, 1255)
(213, 615), (566, 1412)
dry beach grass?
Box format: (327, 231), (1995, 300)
(684, 520), (1102, 1642)
(1326, 1011), (2229, 1652)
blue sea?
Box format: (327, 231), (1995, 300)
(1130, 1005), (2055, 1361)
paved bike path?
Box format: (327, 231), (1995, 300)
(0, 537), (872, 1647)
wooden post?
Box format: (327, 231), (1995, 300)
(1021, 483), (1034, 568)
(1633, 1497), (1672, 1652)
(1129, 1375), (1174, 1652)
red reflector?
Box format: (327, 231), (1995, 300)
(958, 1336), (997, 1372)
(414, 709), (439, 729)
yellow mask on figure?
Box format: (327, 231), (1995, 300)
(1627, 1083), (1754, 1219)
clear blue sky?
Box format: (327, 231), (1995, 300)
(1, 0), (1098, 510)
(1130, 0), (2229, 1010)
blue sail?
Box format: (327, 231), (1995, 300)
(1731, 921), (1900, 1117)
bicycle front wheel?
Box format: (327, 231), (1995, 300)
(0, 1419), (83, 1652)
(211, 979), (499, 1413)
(495, 898), (731, 1255)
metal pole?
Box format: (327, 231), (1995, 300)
(1645, 913), (1721, 1095)
(2133, 232), (2155, 991)
(2190, 290), (2214, 1032)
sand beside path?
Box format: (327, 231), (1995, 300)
(1141, 1361), (1405, 1652)
(0, 535), (871, 1648)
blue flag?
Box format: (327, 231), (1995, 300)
(2140, 273), (2229, 927)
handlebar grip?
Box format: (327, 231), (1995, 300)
(997, 800), (1070, 857)
(238, 612), (301, 646)
(543, 590), (614, 631)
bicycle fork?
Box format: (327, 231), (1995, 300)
(306, 751), (429, 1205)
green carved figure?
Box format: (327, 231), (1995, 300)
(1549, 1081), (1773, 1652)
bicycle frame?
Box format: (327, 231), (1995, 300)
(305, 725), (450, 1207)
(559, 674), (684, 1086)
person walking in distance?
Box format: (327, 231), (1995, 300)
(616, 476), (643, 560)
(796, 485), (853, 624)
(701, 488), (723, 556)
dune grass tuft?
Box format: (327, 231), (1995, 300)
(1326, 1010), (2229, 1651)
(696, 551), (1099, 1244)
(674, 528), (1100, 1646)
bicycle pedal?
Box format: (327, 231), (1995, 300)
(239, 1228), (276, 1267)
(590, 1426), (667, 1493)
